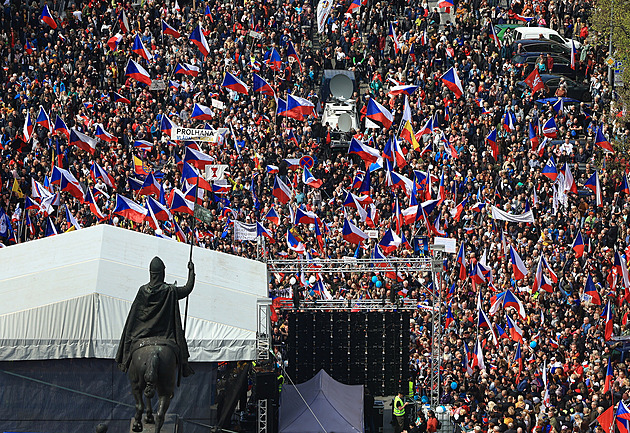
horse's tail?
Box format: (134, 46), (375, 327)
(144, 350), (159, 398)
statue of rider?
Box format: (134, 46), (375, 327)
(116, 257), (196, 379)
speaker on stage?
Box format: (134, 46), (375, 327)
(256, 372), (277, 400)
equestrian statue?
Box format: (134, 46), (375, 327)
(116, 256), (195, 432)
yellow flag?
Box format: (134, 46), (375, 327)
(12, 179), (24, 198)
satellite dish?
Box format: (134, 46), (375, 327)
(338, 113), (353, 132)
(329, 74), (353, 100)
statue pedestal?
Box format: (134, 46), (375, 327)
(129, 414), (180, 433)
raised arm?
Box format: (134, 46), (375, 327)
(176, 261), (195, 299)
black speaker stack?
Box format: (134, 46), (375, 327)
(287, 312), (409, 395)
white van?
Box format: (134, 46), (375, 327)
(512, 27), (581, 49)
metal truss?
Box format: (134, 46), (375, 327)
(273, 298), (422, 311)
(267, 257), (433, 273)
(257, 398), (267, 433)
(429, 249), (444, 410)
(257, 299), (272, 361)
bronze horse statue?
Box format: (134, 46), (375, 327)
(116, 257), (195, 432)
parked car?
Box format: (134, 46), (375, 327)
(512, 26), (580, 49)
(516, 74), (591, 102)
(510, 52), (577, 79)
(510, 39), (571, 57)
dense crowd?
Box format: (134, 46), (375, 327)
(1, 0), (629, 432)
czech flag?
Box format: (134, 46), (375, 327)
(181, 161), (212, 191)
(438, 0), (454, 8)
(388, 23), (400, 54)
(383, 137), (406, 168)
(489, 23), (501, 46)
(388, 85), (419, 96)
(378, 228), (401, 254)
(125, 59), (152, 85)
(348, 137), (380, 166)
(69, 128), (97, 155)
(541, 156), (558, 181)
(191, 103), (214, 121)
(505, 313), (523, 343)
(24, 39), (34, 55)
(366, 97), (394, 129)
(169, 188), (194, 215)
(53, 115), (69, 140)
(110, 91), (130, 104)
(189, 24), (210, 57)
(286, 95), (315, 120)
(595, 125), (614, 152)
(132, 34), (152, 61)
(257, 222), (275, 243)
(45, 217), (58, 237)
(601, 300), (614, 341)
(134, 140), (153, 151)
(456, 243), (467, 280)
(266, 165), (279, 174)
(542, 117), (557, 138)
(509, 245), (528, 280)
(265, 207), (280, 225)
(570, 40), (578, 70)
(90, 162), (115, 188)
(444, 303), (455, 329)
(118, 10), (130, 33)
(572, 231), (585, 257)
(36, 106), (50, 131)
(287, 41), (303, 72)
(342, 218), (368, 245)
(175, 63), (200, 77)
(286, 229), (305, 254)
(139, 172), (162, 196)
(584, 170), (603, 207)
(440, 67), (463, 99)
(114, 195), (148, 224)
(184, 146), (214, 169)
(584, 274), (601, 305)
(41, 5), (57, 29)
(272, 176), (293, 204)
(95, 124), (117, 143)
(253, 73), (275, 97)
(160, 114), (174, 137)
(503, 110), (516, 132)
(603, 357), (614, 394)
(529, 121), (539, 151)
(486, 128), (498, 160)
(302, 168), (323, 188)
(51, 166), (84, 201)
(346, 0), (362, 13)
(267, 47), (282, 71)
(23, 111), (34, 142)
(161, 20), (181, 38)
(222, 72), (249, 95)
(293, 207), (318, 225)
(107, 33), (123, 51)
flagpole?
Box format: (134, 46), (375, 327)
(184, 175), (200, 337)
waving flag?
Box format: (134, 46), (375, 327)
(95, 124), (117, 143)
(595, 125), (614, 152)
(110, 91), (130, 104)
(571, 231), (585, 257)
(489, 23), (501, 46)
(114, 195), (148, 223)
(440, 67), (463, 98)
(132, 34), (152, 61)
(53, 115), (69, 140)
(400, 119), (419, 150)
(107, 33), (123, 51)
(286, 95), (315, 120)
(175, 63), (200, 77)
(189, 24), (210, 57)
(503, 110), (517, 132)
(584, 170), (603, 207)
(509, 245), (528, 280)
(51, 166), (84, 201)
(253, 73), (275, 97)
(272, 176), (293, 204)
(388, 23), (400, 54)
(90, 162), (115, 188)
(541, 156), (558, 180)
(267, 47), (282, 71)
(438, 0), (454, 8)
(35, 106), (51, 131)
(286, 41), (303, 72)
(383, 137), (406, 168)
(184, 146), (214, 169)
(366, 98), (394, 129)
(181, 161), (212, 191)
(286, 229), (305, 253)
(348, 137), (380, 166)
(190, 103), (214, 121)
(378, 228), (401, 254)
(22, 111), (34, 142)
(145, 196), (172, 221)
(603, 357), (614, 394)
(69, 128), (97, 155)
(602, 300), (614, 341)
(524, 68), (545, 93)
(481, 128), (497, 160)
(160, 114), (175, 137)
(542, 117), (557, 138)
(169, 188), (194, 215)
(256, 222), (275, 243)
(45, 217), (58, 237)
(584, 274), (602, 305)
(222, 72), (249, 94)
(456, 243), (467, 280)
(118, 10), (130, 33)
(342, 218), (368, 245)
(134, 140), (153, 151)
(528, 121), (539, 151)
(125, 59), (152, 85)
(41, 5), (57, 29)
(388, 85), (418, 96)
(506, 313), (523, 343)
(264, 207), (280, 226)
(161, 20), (181, 38)
(302, 168), (323, 188)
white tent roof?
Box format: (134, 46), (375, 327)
(0, 225), (268, 362)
